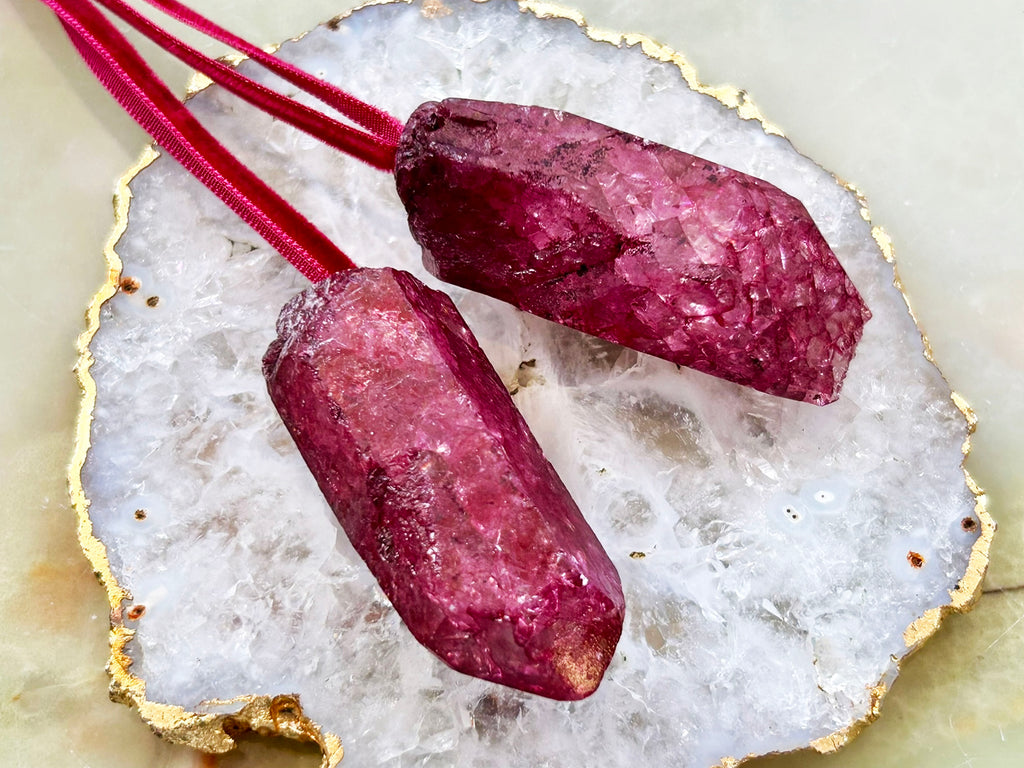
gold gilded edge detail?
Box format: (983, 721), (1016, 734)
(520, 1), (785, 135)
(69, 144), (344, 766)
(68, 1), (993, 766)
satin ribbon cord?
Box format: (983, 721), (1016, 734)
(89, 0), (400, 170)
(134, 0), (404, 146)
(42, 0), (356, 280)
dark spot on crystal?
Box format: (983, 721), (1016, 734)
(364, 601), (390, 624)
(472, 692), (526, 741)
(744, 413), (772, 443)
(907, 551), (925, 569)
(629, 551), (646, 560)
(146, 295), (160, 307)
(706, 174), (718, 183)
(126, 604), (146, 620)
(510, 358), (543, 392)
(327, 399), (347, 424)
(227, 237), (258, 257)
(785, 506), (801, 522)
(119, 276), (140, 294)
(133, 508), (147, 521)
(550, 141), (581, 161)
(326, 16), (342, 30)
(425, 112), (445, 131)
(576, 264), (589, 276)
(961, 517), (978, 532)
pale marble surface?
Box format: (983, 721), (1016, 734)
(1, 1), (1021, 767)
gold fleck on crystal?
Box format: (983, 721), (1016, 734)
(68, 1), (994, 765)
(422, 0), (453, 18)
(552, 642), (604, 695)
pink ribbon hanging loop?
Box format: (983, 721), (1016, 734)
(135, 0), (405, 145)
(41, 0), (365, 280)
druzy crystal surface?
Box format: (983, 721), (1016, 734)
(263, 268), (624, 700)
(396, 98), (871, 404)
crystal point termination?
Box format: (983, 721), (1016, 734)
(395, 99), (871, 405)
(264, 268), (624, 700)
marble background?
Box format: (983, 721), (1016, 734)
(1, 1), (1021, 766)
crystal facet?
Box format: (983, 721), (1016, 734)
(395, 98), (871, 404)
(263, 268), (624, 700)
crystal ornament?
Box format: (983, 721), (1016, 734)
(396, 98), (871, 404)
(263, 268), (624, 700)
(79, 2), (986, 767)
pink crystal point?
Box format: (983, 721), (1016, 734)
(395, 99), (871, 405)
(264, 268), (624, 700)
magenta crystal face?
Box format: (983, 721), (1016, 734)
(395, 99), (871, 405)
(264, 268), (624, 700)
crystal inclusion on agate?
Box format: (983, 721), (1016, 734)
(263, 268), (625, 700)
(396, 99), (871, 404)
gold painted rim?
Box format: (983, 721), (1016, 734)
(68, 145), (345, 765)
(67, 1), (994, 766)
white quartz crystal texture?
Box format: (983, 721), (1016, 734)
(81, 1), (981, 766)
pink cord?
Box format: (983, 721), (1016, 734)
(37, 0), (414, 279)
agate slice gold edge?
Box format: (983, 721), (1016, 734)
(67, 0), (993, 766)
(68, 144), (345, 766)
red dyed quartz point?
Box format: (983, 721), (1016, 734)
(395, 99), (871, 405)
(263, 268), (624, 700)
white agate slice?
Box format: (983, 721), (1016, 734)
(79, 1), (986, 766)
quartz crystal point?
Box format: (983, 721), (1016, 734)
(395, 99), (871, 404)
(263, 268), (624, 700)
